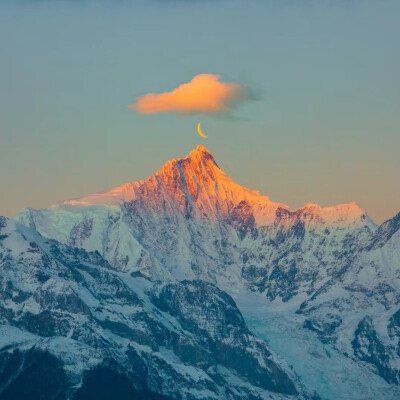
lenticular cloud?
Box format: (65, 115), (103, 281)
(128, 74), (248, 115)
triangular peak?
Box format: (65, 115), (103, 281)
(189, 144), (212, 156)
(22, 145), (372, 228)
(156, 145), (218, 175)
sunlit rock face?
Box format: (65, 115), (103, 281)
(11, 146), (400, 399)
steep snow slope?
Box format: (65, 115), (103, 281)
(235, 290), (400, 400)
(296, 212), (400, 386)
(0, 216), (311, 400)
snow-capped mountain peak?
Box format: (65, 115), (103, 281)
(54, 145), (369, 228)
(14, 145), (376, 281)
(58, 145), (279, 222)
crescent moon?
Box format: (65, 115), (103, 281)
(197, 122), (208, 139)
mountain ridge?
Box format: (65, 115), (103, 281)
(33, 145), (373, 228)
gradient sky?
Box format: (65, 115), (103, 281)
(0, 0), (399, 224)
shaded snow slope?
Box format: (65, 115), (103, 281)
(0, 216), (312, 400)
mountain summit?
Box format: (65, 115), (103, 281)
(62, 144), (269, 215)
(57, 145), (368, 227)
(15, 143), (375, 280)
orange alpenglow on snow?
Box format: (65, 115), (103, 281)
(62, 145), (370, 228)
(128, 74), (247, 115)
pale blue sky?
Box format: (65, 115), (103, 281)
(0, 0), (399, 223)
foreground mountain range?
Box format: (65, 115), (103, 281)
(1, 145), (399, 399)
